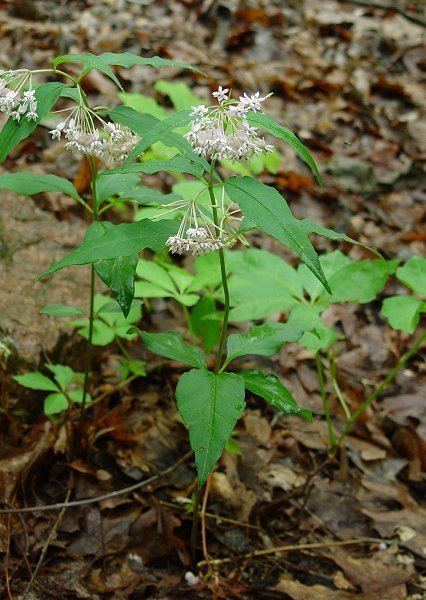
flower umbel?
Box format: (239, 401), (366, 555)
(186, 88), (273, 162)
(0, 69), (38, 122)
(49, 102), (138, 162)
(156, 187), (245, 256)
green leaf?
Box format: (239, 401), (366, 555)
(95, 254), (138, 318)
(140, 331), (206, 368)
(299, 324), (338, 353)
(298, 250), (351, 302)
(189, 297), (221, 352)
(0, 82), (63, 162)
(224, 177), (331, 292)
(96, 171), (140, 202)
(176, 369), (246, 486)
(39, 219), (178, 278)
(329, 259), (397, 303)
(246, 111), (323, 186)
(120, 92), (168, 120)
(68, 389), (90, 404)
(154, 80), (204, 111)
(225, 322), (303, 366)
(13, 372), (59, 392)
(396, 256), (426, 297)
(45, 364), (75, 391)
(227, 248), (302, 321)
(41, 304), (84, 317)
(241, 370), (311, 421)
(126, 109), (194, 162)
(381, 295), (426, 334)
(109, 105), (202, 162)
(0, 172), (84, 204)
(111, 155), (205, 178)
(86, 222), (138, 317)
(44, 393), (69, 415)
(53, 52), (204, 82)
(136, 259), (176, 292)
(119, 187), (181, 206)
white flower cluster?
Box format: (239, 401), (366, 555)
(158, 186), (245, 256)
(166, 227), (224, 256)
(0, 69), (38, 122)
(49, 105), (138, 162)
(186, 87), (273, 162)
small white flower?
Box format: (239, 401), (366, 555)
(185, 88), (273, 162)
(212, 85), (229, 103)
(185, 571), (200, 586)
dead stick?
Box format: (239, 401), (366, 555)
(0, 452), (192, 514)
(336, 0), (426, 27)
(23, 476), (73, 598)
(198, 537), (390, 567)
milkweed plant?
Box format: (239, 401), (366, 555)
(2, 55), (424, 520)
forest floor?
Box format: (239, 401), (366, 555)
(0, 1), (425, 598)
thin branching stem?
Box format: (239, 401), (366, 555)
(336, 329), (426, 448)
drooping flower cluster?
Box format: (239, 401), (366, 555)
(159, 186), (245, 256)
(49, 104), (138, 162)
(186, 87), (274, 162)
(0, 69), (38, 122)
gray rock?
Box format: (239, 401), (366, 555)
(0, 192), (91, 366)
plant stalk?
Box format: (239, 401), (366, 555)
(316, 352), (336, 449)
(79, 156), (99, 439)
(190, 161), (231, 563)
(336, 329), (425, 448)
(207, 160), (230, 374)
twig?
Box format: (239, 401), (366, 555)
(22, 476), (73, 598)
(201, 475), (212, 569)
(336, 0), (426, 27)
(158, 500), (261, 530)
(0, 452), (192, 514)
(197, 537), (390, 567)
(336, 329), (426, 447)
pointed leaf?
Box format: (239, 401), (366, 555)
(0, 82), (63, 162)
(0, 172), (83, 204)
(126, 109), (194, 162)
(45, 364), (75, 391)
(241, 370), (311, 421)
(44, 393), (69, 415)
(14, 372), (59, 392)
(110, 156), (205, 178)
(41, 304), (84, 317)
(381, 295), (425, 334)
(225, 322), (303, 366)
(140, 331), (206, 368)
(176, 369), (246, 486)
(224, 176), (331, 291)
(39, 219), (178, 278)
(396, 256), (426, 297)
(247, 111), (322, 186)
(95, 255), (138, 318)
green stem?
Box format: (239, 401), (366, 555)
(316, 352), (336, 449)
(79, 156), (99, 436)
(207, 160), (230, 374)
(336, 330), (426, 448)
